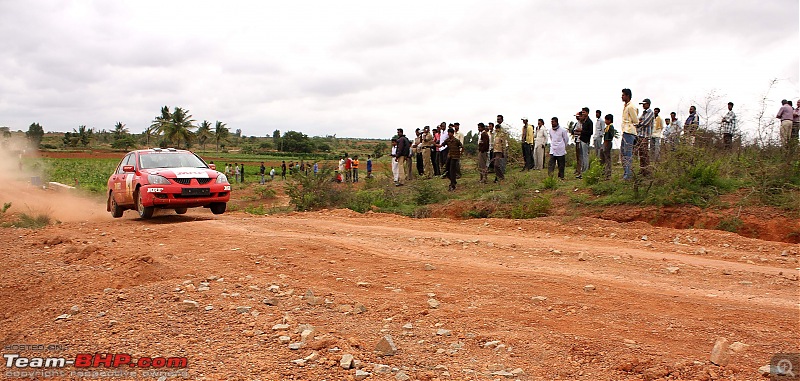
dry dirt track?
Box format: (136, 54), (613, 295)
(1, 207), (799, 381)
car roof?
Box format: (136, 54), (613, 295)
(132, 148), (191, 155)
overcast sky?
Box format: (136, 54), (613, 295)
(1, 0), (797, 140)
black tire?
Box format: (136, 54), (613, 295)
(109, 193), (123, 218)
(210, 202), (226, 215)
(135, 189), (154, 219)
(175, 208), (188, 215)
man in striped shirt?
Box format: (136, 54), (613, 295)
(720, 102), (737, 149)
(636, 98), (654, 177)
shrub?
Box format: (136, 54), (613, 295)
(346, 188), (391, 213)
(411, 179), (444, 205)
(582, 159), (603, 186)
(285, 168), (346, 211)
(717, 216), (744, 233)
(509, 196), (551, 219)
(9, 212), (52, 229)
(541, 175), (559, 190)
(255, 187), (277, 199)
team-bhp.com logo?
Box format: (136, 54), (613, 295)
(770, 353), (800, 381)
(4, 353), (188, 368)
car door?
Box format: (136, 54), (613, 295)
(110, 154), (131, 205)
(121, 154), (137, 205)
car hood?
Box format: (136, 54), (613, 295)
(141, 167), (219, 179)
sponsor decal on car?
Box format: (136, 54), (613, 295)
(171, 168), (210, 179)
(147, 188), (163, 193)
(223, 185), (231, 191)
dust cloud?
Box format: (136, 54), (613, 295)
(0, 138), (108, 223)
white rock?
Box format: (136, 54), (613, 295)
(374, 335), (397, 356)
(665, 266), (680, 274)
(483, 340), (501, 348)
(709, 338), (730, 366)
(340, 354), (354, 369)
(181, 300), (199, 310)
(427, 299), (441, 309)
(272, 324), (290, 331)
(354, 369), (371, 380)
(584, 285), (596, 292)
(395, 370), (411, 381)
(436, 329), (452, 336)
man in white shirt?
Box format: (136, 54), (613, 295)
(437, 123), (449, 175)
(548, 117), (570, 180)
(533, 118), (548, 170)
(593, 110), (604, 157)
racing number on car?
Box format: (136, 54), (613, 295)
(125, 174), (134, 202)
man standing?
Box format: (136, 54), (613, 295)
(352, 156), (359, 183)
(593, 110), (604, 158)
(601, 114), (617, 180)
(344, 155), (352, 183)
(620, 88), (639, 180)
(487, 122), (495, 170)
(442, 127), (464, 191)
(259, 161), (266, 184)
(636, 98), (654, 176)
(668, 111), (682, 148)
(521, 118), (534, 171)
(419, 126), (434, 178)
(431, 125), (441, 176)
(578, 107), (593, 178)
(437, 123), (449, 176)
(366, 155), (373, 178)
(496, 115), (511, 171)
(493, 123), (507, 182)
(414, 128), (424, 176)
(477, 123), (490, 184)
(453, 123), (464, 178)
(395, 128), (410, 186)
(720, 102), (737, 149)
(281, 160), (287, 180)
(794, 100), (800, 146)
(548, 117), (569, 180)
(651, 108), (664, 161)
(534, 118), (548, 170)
(572, 112), (583, 176)
(684, 106), (700, 146)
(776, 99), (795, 147)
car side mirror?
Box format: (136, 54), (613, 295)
(123, 165), (135, 173)
(208, 164), (216, 170)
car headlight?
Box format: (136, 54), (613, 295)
(147, 174), (170, 185)
(216, 173), (228, 184)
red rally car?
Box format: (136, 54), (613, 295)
(107, 148), (231, 219)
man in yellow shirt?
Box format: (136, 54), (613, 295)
(651, 108), (664, 162)
(620, 88), (639, 180)
(521, 118), (535, 171)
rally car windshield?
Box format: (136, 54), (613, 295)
(139, 152), (208, 169)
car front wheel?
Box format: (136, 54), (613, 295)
(210, 202), (226, 215)
(108, 192), (123, 218)
(135, 189), (154, 219)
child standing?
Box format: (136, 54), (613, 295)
(602, 114), (618, 180)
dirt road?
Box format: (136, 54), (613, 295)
(1, 205), (798, 380)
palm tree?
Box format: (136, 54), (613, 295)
(214, 120), (230, 152)
(196, 120), (212, 151)
(148, 105), (171, 146)
(163, 107), (195, 148)
(113, 122), (128, 139)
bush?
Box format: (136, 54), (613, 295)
(717, 216), (744, 233)
(255, 187), (277, 199)
(582, 159), (603, 186)
(411, 179), (444, 205)
(285, 168), (346, 211)
(509, 196), (551, 219)
(346, 189), (391, 213)
(6, 212), (52, 229)
(541, 175), (559, 190)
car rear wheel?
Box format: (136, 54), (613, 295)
(175, 208), (188, 215)
(135, 189), (154, 219)
(210, 202), (226, 215)
(108, 192), (123, 218)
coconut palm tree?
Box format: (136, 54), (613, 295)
(113, 122), (128, 139)
(148, 105), (171, 146)
(214, 120), (230, 152)
(163, 107), (195, 148)
(196, 120), (212, 151)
